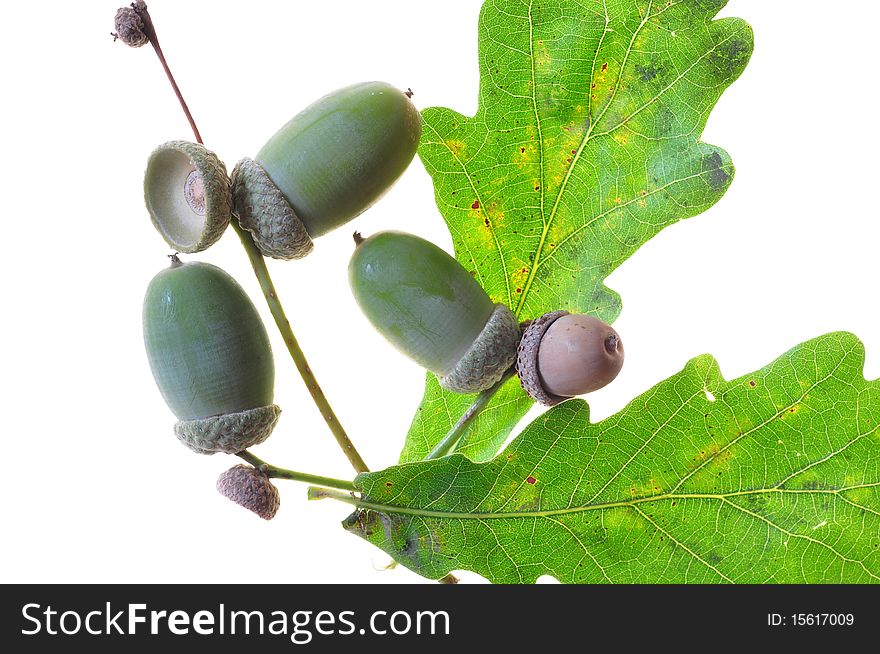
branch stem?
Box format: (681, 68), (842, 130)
(233, 225), (369, 472)
(132, 3), (368, 474)
(237, 451), (357, 492)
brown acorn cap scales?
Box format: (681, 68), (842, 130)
(439, 303), (522, 394)
(516, 310), (570, 406)
(217, 465), (280, 520)
(174, 404), (281, 455)
(230, 158), (314, 260)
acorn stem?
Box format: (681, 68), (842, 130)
(425, 369), (515, 460)
(133, 3), (203, 144)
(234, 226), (370, 472)
(237, 451), (357, 493)
(127, 3), (370, 475)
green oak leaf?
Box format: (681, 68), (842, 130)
(403, 0), (753, 462)
(330, 333), (879, 583)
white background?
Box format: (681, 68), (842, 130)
(0, 1), (876, 584)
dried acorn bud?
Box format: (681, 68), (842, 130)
(113, 2), (148, 48)
(231, 81), (421, 259)
(217, 465), (280, 520)
(142, 256), (280, 454)
(517, 311), (624, 406)
(144, 141), (233, 253)
(349, 231), (520, 393)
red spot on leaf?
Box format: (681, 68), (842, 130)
(526, 476), (537, 485)
(472, 200), (480, 209)
(601, 62), (608, 72)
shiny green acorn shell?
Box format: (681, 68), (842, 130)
(143, 259), (274, 422)
(256, 81), (421, 238)
(349, 231), (499, 377)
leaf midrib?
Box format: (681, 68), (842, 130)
(423, 2), (751, 323)
(332, 479), (880, 581)
(331, 481), (880, 522)
(515, 2), (749, 315)
(516, 0), (657, 315)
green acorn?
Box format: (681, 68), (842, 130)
(142, 256), (279, 454)
(232, 81), (421, 259)
(349, 231), (520, 394)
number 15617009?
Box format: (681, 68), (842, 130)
(768, 613), (854, 627)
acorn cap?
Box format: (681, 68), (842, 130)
(174, 404), (281, 455)
(230, 158), (314, 260)
(516, 310), (569, 406)
(439, 303), (521, 394)
(217, 465), (280, 520)
(144, 141), (232, 253)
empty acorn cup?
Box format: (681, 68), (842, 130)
(144, 141), (233, 253)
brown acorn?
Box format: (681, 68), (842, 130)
(517, 311), (624, 406)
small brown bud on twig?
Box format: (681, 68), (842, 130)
(113, 3), (148, 48)
(217, 465), (281, 520)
